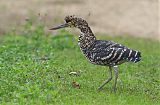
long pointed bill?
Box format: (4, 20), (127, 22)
(49, 23), (69, 30)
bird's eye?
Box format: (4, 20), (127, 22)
(66, 20), (70, 23)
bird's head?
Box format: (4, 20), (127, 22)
(50, 15), (88, 30)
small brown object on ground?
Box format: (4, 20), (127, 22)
(72, 81), (80, 89)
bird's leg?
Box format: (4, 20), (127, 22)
(98, 66), (112, 90)
(113, 66), (119, 92)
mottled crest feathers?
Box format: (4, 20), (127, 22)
(65, 15), (88, 27)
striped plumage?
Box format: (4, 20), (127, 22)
(82, 40), (141, 66)
(50, 15), (141, 92)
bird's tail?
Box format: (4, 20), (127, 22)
(128, 50), (141, 63)
(123, 49), (141, 63)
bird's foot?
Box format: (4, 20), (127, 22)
(97, 87), (103, 91)
(113, 87), (117, 93)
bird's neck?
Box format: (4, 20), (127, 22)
(78, 25), (96, 50)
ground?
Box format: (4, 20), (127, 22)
(0, 24), (160, 104)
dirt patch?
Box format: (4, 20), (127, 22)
(0, 0), (159, 40)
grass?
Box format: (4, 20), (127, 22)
(0, 24), (160, 105)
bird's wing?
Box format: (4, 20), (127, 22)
(91, 40), (141, 65)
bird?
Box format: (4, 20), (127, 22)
(50, 15), (141, 92)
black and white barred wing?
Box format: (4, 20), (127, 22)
(108, 43), (141, 64)
(91, 40), (141, 66)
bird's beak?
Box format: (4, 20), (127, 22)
(49, 23), (69, 30)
